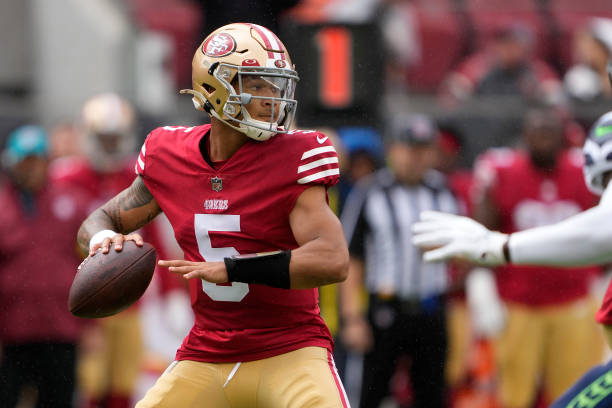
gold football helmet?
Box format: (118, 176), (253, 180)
(81, 93), (136, 171)
(181, 23), (299, 141)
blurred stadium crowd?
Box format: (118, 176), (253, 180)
(2, 0), (612, 407)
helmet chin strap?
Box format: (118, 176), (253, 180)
(207, 106), (276, 141)
(238, 108), (278, 140)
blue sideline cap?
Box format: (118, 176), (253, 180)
(2, 125), (49, 167)
(338, 127), (384, 159)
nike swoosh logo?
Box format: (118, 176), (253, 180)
(316, 135), (328, 144)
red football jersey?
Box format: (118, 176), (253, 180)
(0, 181), (89, 343)
(135, 124), (340, 363)
(596, 281), (612, 325)
(50, 156), (136, 213)
(473, 148), (601, 306)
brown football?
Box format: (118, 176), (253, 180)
(68, 241), (157, 318)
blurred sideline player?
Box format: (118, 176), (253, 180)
(434, 128), (501, 408)
(51, 93), (142, 408)
(0, 126), (89, 407)
(413, 109), (612, 408)
(470, 108), (604, 407)
(76, 23), (350, 408)
(51, 93), (185, 408)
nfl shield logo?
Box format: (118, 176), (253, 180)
(211, 176), (223, 192)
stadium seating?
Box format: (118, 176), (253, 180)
(549, 0), (612, 69)
(404, 0), (467, 92)
(129, 0), (202, 88)
(464, 0), (550, 61)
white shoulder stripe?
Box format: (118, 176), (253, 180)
(297, 157), (339, 173)
(137, 155), (145, 171)
(301, 146), (336, 160)
(140, 144), (146, 157)
(297, 168), (340, 184)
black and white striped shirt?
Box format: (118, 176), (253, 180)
(341, 168), (458, 299)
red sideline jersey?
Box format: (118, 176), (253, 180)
(473, 148), (601, 306)
(50, 156), (136, 213)
(596, 185), (612, 325)
(596, 281), (612, 325)
(135, 124), (339, 363)
(0, 180), (89, 343)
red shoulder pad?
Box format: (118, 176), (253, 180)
(134, 125), (206, 177)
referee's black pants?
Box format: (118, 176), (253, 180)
(359, 294), (447, 408)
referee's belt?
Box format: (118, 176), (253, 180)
(372, 293), (445, 315)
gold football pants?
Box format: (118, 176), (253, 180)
(496, 298), (605, 408)
(78, 310), (143, 397)
(135, 346), (350, 408)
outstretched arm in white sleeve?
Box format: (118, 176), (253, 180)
(413, 185), (612, 267)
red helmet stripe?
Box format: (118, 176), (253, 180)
(248, 24), (286, 61)
(248, 24), (274, 59)
(260, 26), (286, 60)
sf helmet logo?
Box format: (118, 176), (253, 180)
(203, 33), (236, 57)
(274, 60), (286, 68)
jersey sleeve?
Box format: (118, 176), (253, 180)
(134, 133), (151, 178)
(471, 148), (514, 205)
(293, 131), (340, 187)
(509, 194), (612, 266)
(134, 127), (168, 181)
(278, 130), (341, 216)
(596, 280), (612, 325)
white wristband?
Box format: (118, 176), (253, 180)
(89, 229), (118, 250)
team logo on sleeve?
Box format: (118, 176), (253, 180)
(203, 33), (236, 57)
(211, 176), (223, 192)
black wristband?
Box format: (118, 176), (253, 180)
(224, 250), (291, 289)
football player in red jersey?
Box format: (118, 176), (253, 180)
(469, 109), (604, 407)
(53, 93), (186, 408)
(52, 93), (145, 408)
(0, 125), (90, 407)
(76, 23), (350, 408)
(413, 108), (612, 408)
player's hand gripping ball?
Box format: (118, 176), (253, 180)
(68, 241), (157, 318)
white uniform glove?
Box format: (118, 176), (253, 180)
(466, 268), (506, 337)
(412, 211), (509, 266)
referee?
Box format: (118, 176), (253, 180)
(339, 114), (457, 408)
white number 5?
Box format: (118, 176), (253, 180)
(194, 214), (249, 302)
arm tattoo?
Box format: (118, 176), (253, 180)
(77, 176), (161, 255)
(121, 176), (156, 210)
